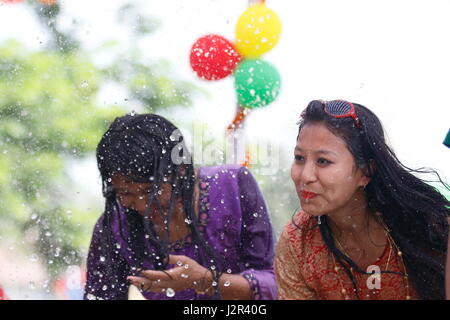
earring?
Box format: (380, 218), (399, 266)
(317, 215), (322, 225)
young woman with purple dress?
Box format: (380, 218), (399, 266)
(83, 114), (277, 300)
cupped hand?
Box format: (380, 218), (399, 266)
(127, 254), (213, 294)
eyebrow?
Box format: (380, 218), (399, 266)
(294, 147), (338, 156)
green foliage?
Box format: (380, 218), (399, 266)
(0, 40), (124, 278)
(0, 37), (197, 280)
(0, 0), (200, 284)
(107, 55), (197, 110)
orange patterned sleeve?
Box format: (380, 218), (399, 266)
(275, 226), (317, 300)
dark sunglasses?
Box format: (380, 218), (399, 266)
(301, 100), (362, 128)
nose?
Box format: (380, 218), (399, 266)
(298, 160), (317, 185)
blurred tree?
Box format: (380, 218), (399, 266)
(0, 40), (122, 279)
(0, 0), (197, 284)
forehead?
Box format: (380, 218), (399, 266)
(296, 123), (348, 153)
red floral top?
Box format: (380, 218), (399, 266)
(275, 211), (419, 300)
(0, 287), (7, 300)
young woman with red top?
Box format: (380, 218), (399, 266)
(275, 100), (450, 300)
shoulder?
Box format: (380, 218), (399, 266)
(198, 165), (254, 188)
(198, 164), (246, 180)
(279, 211), (318, 255)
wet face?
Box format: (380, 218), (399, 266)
(291, 122), (370, 217)
(111, 174), (173, 217)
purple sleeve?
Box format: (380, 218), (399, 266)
(83, 215), (130, 300)
(237, 167), (278, 300)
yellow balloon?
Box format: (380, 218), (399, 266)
(235, 4), (282, 58)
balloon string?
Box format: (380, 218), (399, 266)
(226, 106), (249, 132)
(241, 150), (251, 168)
(248, 0), (266, 5)
(226, 106), (252, 167)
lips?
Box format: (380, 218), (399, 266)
(300, 190), (318, 199)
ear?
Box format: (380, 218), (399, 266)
(359, 159), (376, 188)
(359, 174), (371, 189)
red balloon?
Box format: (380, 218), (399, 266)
(190, 34), (242, 81)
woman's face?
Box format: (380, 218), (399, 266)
(111, 174), (173, 217)
(291, 122), (370, 217)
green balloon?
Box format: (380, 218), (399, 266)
(234, 59), (281, 108)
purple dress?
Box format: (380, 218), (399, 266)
(83, 165), (277, 300)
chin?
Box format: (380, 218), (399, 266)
(300, 202), (326, 217)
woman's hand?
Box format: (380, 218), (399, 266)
(127, 254), (214, 294)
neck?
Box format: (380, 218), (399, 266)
(151, 201), (190, 242)
(326, 190), (378, 239)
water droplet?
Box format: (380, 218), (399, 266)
(224, 281), (231, 287)
(166, 288), (175, 297)
(184, 218), (192, 224)
(212, 281), (218, 287)
(181, 273), (189, 279)
(31, 213), (38, 220)
(102, 285), (108, 291)
(80, 81), (89, 88)
(184, 264), (189, 269)
(253, 212), (258, 218)
(100, 256), (106, 262)
(226, 269), (232, 274)
(176, 261), (183, 266)
(45, 231), (52, 237)
(210, 265), (216, 270)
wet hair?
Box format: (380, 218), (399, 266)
(96, 113), (222, 298)
(294, 100), (450, 300)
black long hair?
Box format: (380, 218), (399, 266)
(96, 113), (222, 298)
(295, 100), (450, 300)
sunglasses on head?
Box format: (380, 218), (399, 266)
(301, 100), (362, 128)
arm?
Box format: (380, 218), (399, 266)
(127, 167), (276, 300)
(446, 217), (450, 300)
(84, 215), (129, 300)
(275, 227), (317, 300)
(236, 167), (277, 300)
